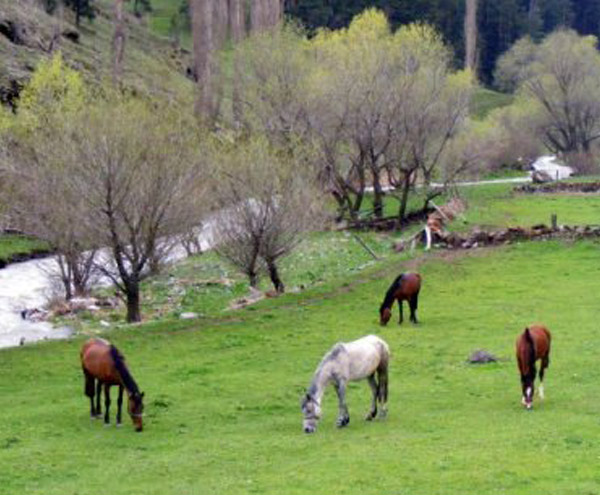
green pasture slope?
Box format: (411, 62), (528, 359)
(2, 237), (600, 494)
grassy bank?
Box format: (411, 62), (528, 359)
(2, 240), (600, 494)
(0, 234), (50, 264)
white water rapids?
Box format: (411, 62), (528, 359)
(0, 220), (218, 349)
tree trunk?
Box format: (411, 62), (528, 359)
(249, 271), (259, 288)
(250, 0), (263, 31)
(113, 0), (126, 86)
(125, 281), (141, 323)
(371, 168), (383, 219)
(266, 259), (285, 293)
(190, 0), (215, 125)
(464, 0), (478, 74)
(230, 0), (245, 126)
(396, 172), (412, 230)
(213, 0), (229, 49)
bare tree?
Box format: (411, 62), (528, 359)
(213, 139), (323, 293)
(6, 129), (100, 300)
(18, 99), (207, 322)
(522, 30), (600, 156)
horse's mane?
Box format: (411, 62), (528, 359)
(308, 344), (345, 398)
(380, 274), (404, 312)
(522, 328), (537, 379)
(110, 345), (140, 395)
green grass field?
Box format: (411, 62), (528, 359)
(0, 234), (49, 263)
(2, 238), (600, 495)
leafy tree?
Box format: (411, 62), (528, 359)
(494, 30), (600, 171)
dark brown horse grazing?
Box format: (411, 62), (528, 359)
(80, 338), (145, 431)
(516, 325), (551, 410)
(379, 273), (422, 325)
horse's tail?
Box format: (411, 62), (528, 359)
(110, 345), (140, 395)
(524, 327), (536, 377)
(377, 342), (390, 404)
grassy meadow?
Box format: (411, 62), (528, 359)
(3, 235), (600, 494)
(0, 234), (49, 264)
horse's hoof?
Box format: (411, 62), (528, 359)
(104, 422), (111, 427)
(116, 423), (123, 428)
(378, 410), (388, 420)
(336, 416), (350, 428)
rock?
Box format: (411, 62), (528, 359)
(180, 312), (198, 320)
(468, 350), (498, 364)
(531, 169), (553, 183)
(21, 308), (49, 322)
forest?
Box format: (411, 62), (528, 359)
(287, 0), (600, 82)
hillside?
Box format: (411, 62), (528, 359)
(0, 0), (194, 106)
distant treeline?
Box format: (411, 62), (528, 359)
(285, 0), (600, 83)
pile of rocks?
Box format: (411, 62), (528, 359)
(516, 181), (600, 194)
(395, 223), (600, 252)
(22, 296), (121, 322)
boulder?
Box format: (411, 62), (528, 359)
(467, 350), (498, 364)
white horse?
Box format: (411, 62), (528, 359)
(301, 335), (390, 433)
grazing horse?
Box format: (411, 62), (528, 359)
(516, 325), (551, 410)
(379, 273), (422, 325)
(301, 335), (389, 433)
(80, 338), (145, 431)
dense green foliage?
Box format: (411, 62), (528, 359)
(287, 0), (600, 82)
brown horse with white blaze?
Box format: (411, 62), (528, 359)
(516, 325), (551, 410)
(379, 273), (422, 325)
(80, 338), (145, 431)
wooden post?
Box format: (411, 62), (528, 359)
(350, 232), (379, 260)
(551, 213), (557, 230)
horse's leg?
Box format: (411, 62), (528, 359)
(116, 385), (124, 426)
(334, 379), (350, 428)
(377, 359), (389, 419)
(398, 299), (403, 324)
(539, 356), (549, 400)
(365, 374), (378, 421)
(95, 380), (103, 418)
(103, 384), (111, 426)
(84, 371), (95, 419)
(410, 293), (419, 324)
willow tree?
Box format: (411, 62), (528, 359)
(310, 12), (473, 224)
(213, 138), (322, 293)
(2, 54), (97, 299)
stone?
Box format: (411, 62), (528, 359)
(179, 312), (198, 320)
(468, 350), (498, 364)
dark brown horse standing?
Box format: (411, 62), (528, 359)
(379, 273), (422, 325)
(516, 325), (551, 410)
(80, 338), (145, 431)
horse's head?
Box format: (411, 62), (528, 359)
(380, 306), (392, 326)
(128, 391), (145, 431)
(300, 393), (321, 433)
